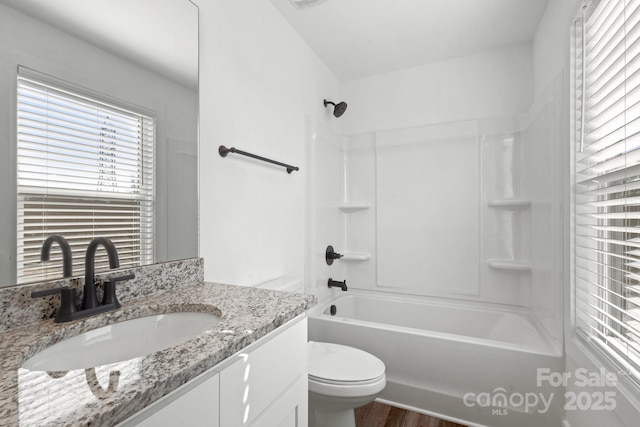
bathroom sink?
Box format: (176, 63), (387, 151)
(22, 312), (220, 371)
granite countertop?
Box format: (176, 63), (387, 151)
(0, 282), (316, 427)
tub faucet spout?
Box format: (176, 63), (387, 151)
(328, 278), (347, 291)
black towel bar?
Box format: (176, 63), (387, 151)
(218, 145), (299, 174)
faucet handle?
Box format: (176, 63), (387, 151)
(107, 273), (135, 284)
(101, 274), (134, 307)
(31, 286), (71, 298)
(31, 287), (79, 323)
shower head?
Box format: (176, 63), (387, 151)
(324, 99), (348, 118)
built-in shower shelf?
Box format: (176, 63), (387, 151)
(487, 199), (531, 210)
(487, 259), (531, 272)
(341, 252), (371, 261)
(338, 202), (370, 213)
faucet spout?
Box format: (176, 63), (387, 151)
(83, 237), (119, 309)
(41, 235), (73, 278)
(328, 278), (348, 292)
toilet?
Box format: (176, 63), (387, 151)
(255, 277), (386, 427)
(307, 341), (386, 427)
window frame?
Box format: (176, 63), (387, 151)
(15, 67), (156, 283)
(571, 0), (640, 388)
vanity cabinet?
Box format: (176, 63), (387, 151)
(117, 316), (307, 427)
(218, 316), (307, 427)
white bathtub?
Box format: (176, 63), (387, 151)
(308, 292), (564, 427)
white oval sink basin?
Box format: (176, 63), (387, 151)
(22, 312), (220, 371)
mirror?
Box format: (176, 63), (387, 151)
(0, 0), (199, 287)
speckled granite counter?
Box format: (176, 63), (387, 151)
(0, 282), (316, 426)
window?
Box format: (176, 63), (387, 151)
(574, 0), (640, 381)
(16, 68), (154, 283)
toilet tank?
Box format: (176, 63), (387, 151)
(254, 276), (303, 294)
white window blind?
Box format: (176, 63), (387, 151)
(574, 0), (640, 382)
(16, 70), (154, 283)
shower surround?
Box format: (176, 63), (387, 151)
(305, 76), (564, 426)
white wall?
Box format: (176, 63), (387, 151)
(341, 43), (533, 135)
(532, 0), (582, 98)
(196, 0), (341, 287)
(0, 3), (197, 286)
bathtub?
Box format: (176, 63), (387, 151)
(308, 292), (564, 427)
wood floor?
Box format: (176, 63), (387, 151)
(355, 402), (467, 427)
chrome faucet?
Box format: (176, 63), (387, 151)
(83, 237), (120, 309)
(41, 234), (73, 277)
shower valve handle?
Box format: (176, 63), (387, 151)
(325, 245), (344, 265)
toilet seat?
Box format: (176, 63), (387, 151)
(309, 373), (386, 398)
(308, 341), (386, 398)
(309, 375), (384, 386)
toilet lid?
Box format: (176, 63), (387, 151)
(308, 341), (385, 383)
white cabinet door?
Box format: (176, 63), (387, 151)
(219, 318), (307, 427)
(249, 374), (307, 427)
(117, 370), (219, 427)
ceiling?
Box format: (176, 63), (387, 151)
(0, 0), (198, 89)
(268, 0), (550, 81)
